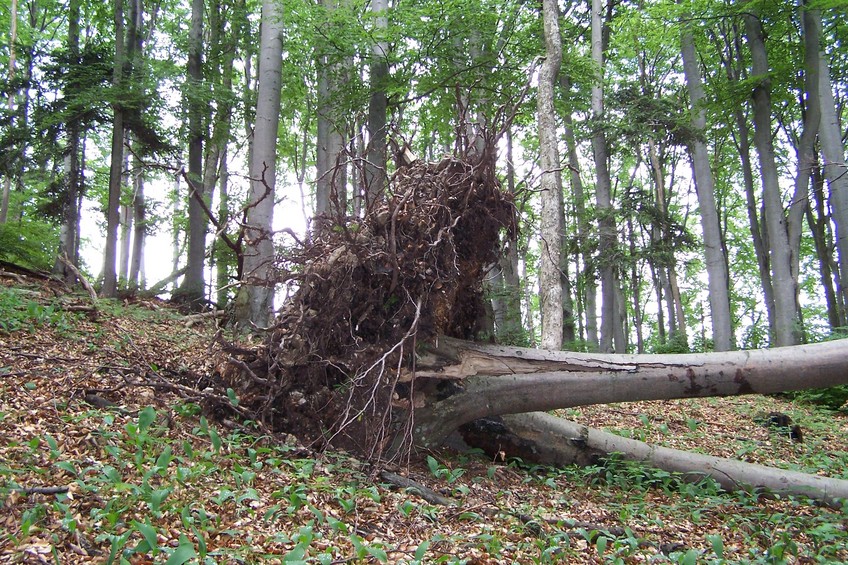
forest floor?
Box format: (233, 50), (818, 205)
(1, 272), (847, 564)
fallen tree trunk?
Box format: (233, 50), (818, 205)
(483, 412), (848, 509)
(410, 337), (848, 448)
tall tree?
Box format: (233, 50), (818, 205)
(52, 0), (82, 282)
(816, 14), (848, 321)
(680, 16), (733, 351)
(234, 0), (284, 327)
(742, 8), (801, 346)
(364, 0), (388, 208)
(315, 0), (348, 224)
(103, 0), (139, 297)
(538, 0), (564, 350)
(174, 0), (208, 307)
(562, 77), (598, 349)
(1, 0), (18, 224)
(591, 0), (624, 353)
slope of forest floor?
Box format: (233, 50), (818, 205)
(1, 273), (847, 564)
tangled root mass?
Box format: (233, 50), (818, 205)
(219, 153), (514, 457)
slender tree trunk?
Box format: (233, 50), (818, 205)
(743, 11), (800, 346)
(492, 129), (524, 344)
(364, 0), (388, 209)
(215, 147), (231, 306)
(118, 140), (132, 284)
(53, 0), (81, 281)
(680, 24), (733, 351)
(562, 99), (598, 349)
(171, 169), (182, 293)
(0, 0), (17, 224)
(716, 22), (777, 340)
(807, 167), (843, 329)
(129, 149), (145, 291)
(315, 0), (348, 224)
(817, 26), (848, 320)
(626, 213), (644, 353)
(234, 0), (284, 327)
(786, 0), (820, 304)
(176, 0), (208, 307)
(538, 0), (564, 351)
(102, 0), (127, 298)
(591, 0), (622, 353)
(647, 139), (687, 346)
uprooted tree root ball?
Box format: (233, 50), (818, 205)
(216, 154), (515, 459)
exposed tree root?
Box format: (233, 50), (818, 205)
(218, 152), (514, 457)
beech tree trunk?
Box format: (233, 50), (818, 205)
(410, 336), (848, 448)
(495, 412), (848, 508)
(102, 0), (128, 298)
(680, 23), (733, 351)
(233, 0), (284, 328)
(364, 0), (388, 208)
(817, 24), (848, 319)
(175, 0), (208, 307)
(590, 0), (623, 353)
(743, 11), (801, 346)
(537, 0), (563, 351)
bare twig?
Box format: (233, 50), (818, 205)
(58, 253), (98, 305)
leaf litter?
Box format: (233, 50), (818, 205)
(0, 274), (846, 563)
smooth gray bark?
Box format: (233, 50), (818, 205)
(501, 412), (848, 508)
(0, 0), (17, 224)
(680, 25), (733, 351)
(590, 0), (623, 353)
(364, 0), (388, 209)
(817, 25), (848, 318)
(411, 336), (848, 447)
(176, 0), (208, 307)
(788, 2), (820, 293)
(234, 0), (284, 327)
(102, 0), (128, 298)
(537, 0), (563, 351)
(53, 0), (81, 282)
(315, 0), (348, 223)
(129, 151), (145, 290)
(743, 11), (800, 346)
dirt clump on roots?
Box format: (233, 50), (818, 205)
(217, 154), (514, 459)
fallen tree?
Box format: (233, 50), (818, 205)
(408, 336), (848, 447)
(218, 146), (848, 507)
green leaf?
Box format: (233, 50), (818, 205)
(138, 406), (157, 433)
(680, 549), (699, 565)
(595, 535), (608, 555)
(132, 520), (159, 554)
(209, 427), (222, 453)
(413, 540), (430, 561)
(707, 534), (724, 558)
(164, 543), (197, 565)
(155, 446), (173, 470)
(282, 544), (307, 563)
(365, 545), (388, 562)
(226, 388), (239, 407)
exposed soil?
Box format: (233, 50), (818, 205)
(219, 155), (514, 457)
